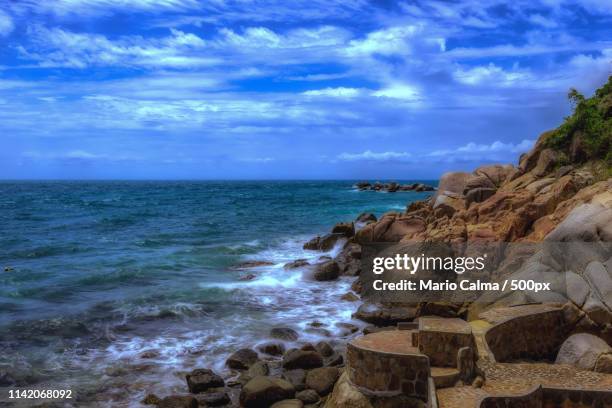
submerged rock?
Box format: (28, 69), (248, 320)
(226, 348), (259, 370)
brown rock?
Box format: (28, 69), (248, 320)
(303, 237), (320, 250)
(240, 376), (295, 408)
(353, 302), (416, 326)
(270, 327), (299, 341)
(282, 369), (307, 391)
(433, 171), (471, 201)
(186, 368), (224, 393)
(319, 233), (343, 251)
(258, 342), (286, 356)
(532, 148), (558, 177)
(594, 354), (612, 373)
(284, 259), (309, 269)
(341, 292), (359, 302)
(305, 367), (340, 396)
(315, 341), (334, 357)
(356, 213), (377, 223)
(296, 389), (320, 404)
(271, 399), (304, 408)
(142, 394), (160, 405)
(465, 187), (496, 207)
(195, 390), (230, 407)
(332, 222), (355, 237)
(282, 349), (324, 370)
(157, 395), (198, 408)
(313, 261), (340, 281)
(226, 348), (259, 370)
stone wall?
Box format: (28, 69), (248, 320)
(484, 309), (567, 362)
(346, 343), (430, 403)
(418, 318), (475, 367)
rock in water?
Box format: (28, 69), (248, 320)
(270, 327), (299, 341)
(185, 368), (224, 393)
(240, 376), (295, 408)
(356, 213), (377, 223)
(157, 395), (198, 408)
(313, 261), (340, 281)
(226, 348), (259, 370)
(332, 222), (355, 237)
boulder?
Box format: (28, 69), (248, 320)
(270, 327), (299, 341)
(433, 171), (471, 202)
(248, 361), (270, 378)
(226, 348), (259, 370)
(433, 194), (465, 217)
(195, 390), (230, 407)
(595, 354), (612, 373)
(157, 395), (198, 408)
(353, 302), (416, 326)
(319, 233), (343, 251)
(464, 174), (496, 193)
(314, 261), (340, 281)
(305, 367), (340, 396)
(315, 341), (334, 357)
(282, 369), (307, 391)
(332, 222), (355, 237)
(185, 368), (224, 393)
(303, 237), (320, 250)
(271, 399), (304, 408)
(324, 372), (372, 408)
(258, 342), (286, 356)
(282, 349), (324, 370)
(465, 187), (496, 206)
(532, 148), (558, 177)
(296, 389), (320, 404)
(284, 259), (309, 269)
(474, 164), (516, 186)
(356, 213), (377, 223)
(555, 333), (612, 371)
(240, 376), (296, 408)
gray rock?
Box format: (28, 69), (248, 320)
(555, 333), (612, 370)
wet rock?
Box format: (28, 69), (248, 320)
(226, 348), (259, 370)
(336, 322), (359, 336)
(248, 361), (270, 378)
(240, 376), (295, 408)
(332, 222), (355, 238)
(340, 292), (359, 302)
(305, 367), (339, 396)
(315, 341), (334, 357)
(313, 261), (340, 281)
(186, 368), (224, 393)
(195, 390), (231, 407)
(271, 399), (304, 408)
(235, 260), (275, 269)
(157, 395), (198, 408)
(356, 213), (377, 223)
(319, 233), (343, 251)
(257, 341), (286, 356)
(284, 259), (309, 269)
(282, 349), (324, 370)
(353, 302), (416, 326)
(270, 327), (299, 341)
(300, 343), (316, 352)
(141, 393), (160, 405)
(303, 237), (320, 250)
(555, 333), (612, 371)
(282, 369), (307, 391)
(296, 389), (320, 404)
(325, 352), (344, 367)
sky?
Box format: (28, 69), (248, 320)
(0, 0), (610, 180)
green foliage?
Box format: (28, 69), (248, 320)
(547, 76), (612, 164)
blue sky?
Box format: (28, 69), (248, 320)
(0, 0), (610, 179)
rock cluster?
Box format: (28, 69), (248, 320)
(355, 181), (435, 192)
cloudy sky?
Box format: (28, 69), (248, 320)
(0, 0), (610, 179)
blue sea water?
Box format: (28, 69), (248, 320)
(0, 181), (435, 407)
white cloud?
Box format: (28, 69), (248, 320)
(453, 63), (531, 86)
(528, 14), (558, 28)
(0, 10), (14, 36)
(345, 25), (423, 57)
(303, 87), (362, 98)
(338, 150), (412, 161)
(17, 0), (200, 17)
(19, 26), (214, 69)
(372, 83), (420, 100)
(23, 149), (138, 161)
(429, 140), (535, 157)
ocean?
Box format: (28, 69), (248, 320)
(0, 181), (435, 407)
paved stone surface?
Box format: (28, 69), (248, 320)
(350, 330), (420, 355)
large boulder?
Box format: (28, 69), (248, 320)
(314, 261), (340, 281)
(282, 349), (324, 370)
(240, 376), (296, 408)
(305, 367), (340, 396)
(532, 148), (559, 177)
(332, 222), (355, 237)
(356, 214), (426, 243)
(226, 348), (259, 370)
(433, 171), (471, 202)
(555, 333), (612, 371)
(474, 164), (516, 187)
(185, 368), (224, 393)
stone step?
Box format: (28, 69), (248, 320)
(431, 366), (460, 389)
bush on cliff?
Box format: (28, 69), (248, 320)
(547, 76), (612, 167)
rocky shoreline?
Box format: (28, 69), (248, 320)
(143, 78), (612, 408)
(354, 181), (435, 193)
